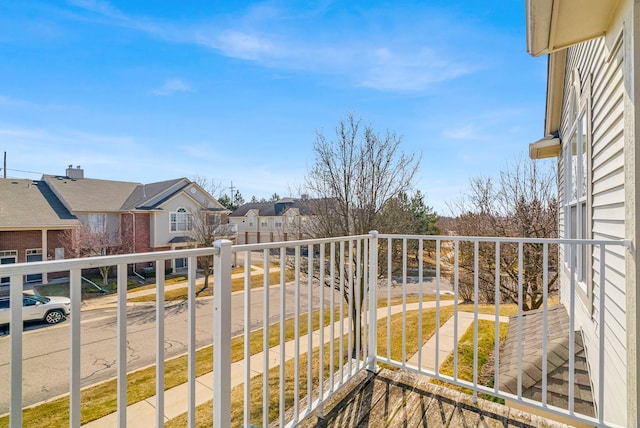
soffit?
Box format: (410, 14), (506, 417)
(526, 0), (620, 56)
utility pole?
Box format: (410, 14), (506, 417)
(3, 151), (6, 178)
(229, 181), (235, 204)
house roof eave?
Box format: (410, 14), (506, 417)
(544, 49), (567, 137)
(526, 0), (621, 57)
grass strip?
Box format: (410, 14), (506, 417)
(0, 295), (453, 427)
(129, 269), (294, 302)
(165, 307), (453, 427)
(0, 305), (341, 427)
(434, 319), (509, 402)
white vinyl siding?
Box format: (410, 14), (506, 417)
(558, 34), (626, 424)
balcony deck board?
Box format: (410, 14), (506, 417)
(297, 369), (570, 428)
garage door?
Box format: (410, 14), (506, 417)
(1, 251), (17, 284)
(26, 249), (43, 282)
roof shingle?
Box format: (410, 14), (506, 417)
(0, 179), (79, 228)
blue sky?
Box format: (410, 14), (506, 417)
(0, 1), (550, 214)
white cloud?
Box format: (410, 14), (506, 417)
(359, 48), (473, 92)
(150, 79), (192, 96)
(66, 1), (477, 93)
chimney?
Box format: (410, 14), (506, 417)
(66, 165), (84, 179)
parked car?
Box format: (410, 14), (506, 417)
(0, 294), (71, 326)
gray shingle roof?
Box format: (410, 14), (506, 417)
(43, 175), (140, 212)
(0, 179), (79, 228)
(499, 304), (594, 416)
(230, 199), (319, 217)
(121, 178), (187, 210)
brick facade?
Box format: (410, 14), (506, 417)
(120, 212), (152, 254)
(0, 229), (71, 281)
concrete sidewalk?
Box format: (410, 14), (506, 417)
(83, 300), (510, 427)
(408, 311), (510, 371)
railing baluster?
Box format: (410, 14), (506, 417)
(10, 274), (23, 428)
(362, 238), (368, 365)
(355, 239), (361, 370)
(244, 251), (251, 427)
(117, 263), (127, 428)
(494, 242), (500, 396)
(188, 256), (197, 428)
(329, 241), (336, 394)
(402, 238), (407, 366)
(279, 247), (286, 427)
(517, 242), (523, 400)
(418, 239), (424, 371)
(307, 245), (313, 414)
(542, 243), (548, 406)
(473, 241), (479, 403)
(213, 240), (232, 428)
(598, 244), (606, 424)
(339, 241), (345, 384)
(435, 238), (440, 373)
(70, 268), (81, 428)
(155, 260), (165, 428)
(294, 246), (301, 422)
(453, 240), (459, 381)
(348, 240), (353, 375)
(318, 242), (326, 416)
(387, 237), (392, 362)
(368, 231), (378, 372)
(569, 243), (576, 415)
(262, 248), (270, 427)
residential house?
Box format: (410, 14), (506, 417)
(0, 178), (79, 284)
(42, 166), (232, 272)
(229, 198), (315, 244)
(526, 1), (638, 425)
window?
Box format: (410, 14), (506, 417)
(207, 214), (221, 227)
(275, 221), (282, 228)
(261, 221), (268, 227)
(89, 213), (106, 233)
(170, 207), (193, 232)
(563, 70), (589, 285)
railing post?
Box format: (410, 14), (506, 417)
(9, 274), (23, 428)
(367, 230), (379, 372)
(213, 240), (232, 428)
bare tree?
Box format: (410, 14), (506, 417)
(63, 220), (133, 290)
(191, 175), (225, 199)
(189, 176), (236, 291)
(306, 113), (419, 237)
(448, 157), (558, 310)
(305, 113), (420, 356)
(188, 210), (236, 291)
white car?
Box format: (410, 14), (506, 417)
(0, 294), (71, 326)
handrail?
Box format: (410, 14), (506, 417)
(1, 233), (629, 428)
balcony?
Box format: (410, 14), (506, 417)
(0, 233), (629, 427)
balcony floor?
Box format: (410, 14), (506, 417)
(296, 369), (569, 428)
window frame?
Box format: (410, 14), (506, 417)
(88, 213), (106, 233)
(562, 69), (593, 311)
(170, 207), (194, 233)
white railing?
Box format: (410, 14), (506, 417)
(0, 234), (630, 427)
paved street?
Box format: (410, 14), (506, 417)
(0, 281), (333, 413)
(0, 275), (451, 413)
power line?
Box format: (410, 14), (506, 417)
(1, 168), (46, 175)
